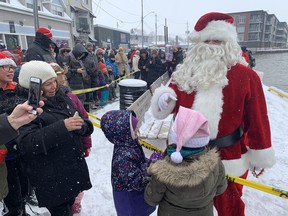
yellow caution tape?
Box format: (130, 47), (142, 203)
(138, 138), (164, 153)
(268, 87), (288, 99)
(226, 174), (288, 199)
(72, 71), (138, 95)
(87, 112), (101, 121)
(87, 112), (288, 199)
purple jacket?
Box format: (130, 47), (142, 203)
(67, 92), (92, 150)
(101, 110), (155, 216)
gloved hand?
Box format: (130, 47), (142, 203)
(84, 148), (91, 157)
(158, 93), (177, 111)
(149, 152), (164, 162)
(249, 163), (264, 178)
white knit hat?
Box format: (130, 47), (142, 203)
(0, 52), (16, 67)
(190, 12), (237, 43)
(19, 61), (57, 89)
(170, 106), (210, 163)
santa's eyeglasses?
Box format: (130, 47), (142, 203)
(204, 40), (222, 45)
(0, 65), (16, 71)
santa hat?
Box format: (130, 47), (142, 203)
(0, 52), (16, 67)
(191, 12), (237, 43)
(170, 106), (210, 163)
(96, 48), (105, 55)
(36, 27), (53, 39)
(19, 61), (57, 89)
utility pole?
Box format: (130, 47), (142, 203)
(186, 21), (190, 47)
(164, 18), (168, 51)
(155, 14), (157, 46)
(33, 0), (39, 30)
(141, 0), (144, 48)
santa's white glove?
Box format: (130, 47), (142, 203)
(158, 93), (177, 111)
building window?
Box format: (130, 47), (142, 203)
(26, 0), (40, 10)
(51, 4), (63, 16)
(248, 33), (260, 41)
(238, 16), (246, 24)
(5, 35), (19, 51)
(250, 24), (260, 32)
(82, 0), (88, 4)
(238, 33), (244, 42)
(250, 14), (261, 22)
(0, 0), (7, 2)
(237, 26), (245, 33)
(9, 21), (15, 33)
(120, 33), (126, 43)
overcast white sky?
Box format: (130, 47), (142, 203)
(92, 0), (288, 38)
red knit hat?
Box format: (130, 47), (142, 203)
(36, 27), (53, 39)
(191, 12), (237, 43)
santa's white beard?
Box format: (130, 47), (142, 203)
(172, 41), (242, 93)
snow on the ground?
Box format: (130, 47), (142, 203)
(2, 85), (288, 216)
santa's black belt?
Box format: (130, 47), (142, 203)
(209, 126), (243, 149)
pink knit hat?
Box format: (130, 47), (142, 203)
(170, 106), (210, 163)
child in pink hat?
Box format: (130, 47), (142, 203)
(144, 106), (227, 216)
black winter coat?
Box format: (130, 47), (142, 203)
(25, 32), (57, 63)
(0, 83), (28, 159)
(66, 44), (88, 102)
(83, 52), (99, 88)
(17, 87), (93, 208)
(146, 57), (161, 85)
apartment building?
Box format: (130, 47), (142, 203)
(94, 24), (130, 50)
(229, 10), (288, 49)
(0, 0), (95, 52)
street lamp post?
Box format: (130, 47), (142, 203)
(141, 0), (144, 48)
(141, 0), (156, 48)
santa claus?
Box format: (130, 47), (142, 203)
(150, 12), (275, 216)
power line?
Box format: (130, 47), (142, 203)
(104, 0), (140, 17)
(92, 0), (140, 24)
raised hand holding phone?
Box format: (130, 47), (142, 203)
(27, 77), (42, 115)
(64, 111), (84, 131)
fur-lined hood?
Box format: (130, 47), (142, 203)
(148, 148), (220, 187)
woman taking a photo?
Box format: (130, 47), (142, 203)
(17, 61), (93, 216)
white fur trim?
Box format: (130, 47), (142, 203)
(0, 58), (16, 67)
(184, 137), (210, 148)
(222, 152), (250, 176)
(151, 85), (177, 119)
(192, 86), (224, 139)
(170, 130), (209, 148)
(246, 147), (276, 169)
(171, 151), (183, 164)
(191, 20), (238, 43)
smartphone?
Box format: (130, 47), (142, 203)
(28, 77), (42, 115)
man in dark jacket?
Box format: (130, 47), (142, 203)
(25, 27), (57, 63)
(82, 42), (99, 111)
(66, 43), (88, 105)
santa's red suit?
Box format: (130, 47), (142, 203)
(151, 62), (275, 216)
(151, 11), (276, 215)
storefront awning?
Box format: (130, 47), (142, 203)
(89, 36), (97, 42)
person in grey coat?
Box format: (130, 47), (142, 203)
(145, 107), (227, 216)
